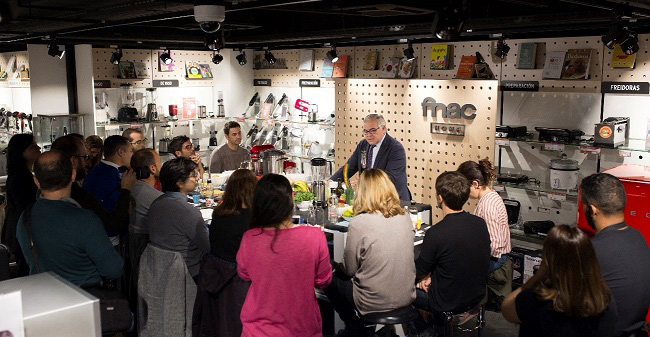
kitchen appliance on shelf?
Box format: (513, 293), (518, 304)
(198, 105), (207, 118)
(117, 83), (139, 122)
(535, 127), (584, 144)
(311, 157), (329, 207)
(496, 125), (528, 139)
(523, 220), (555, 235)
(497, 173), (529, 185)
(308, 104), (318, 123)
(37, 114), (85, 148)
(549, 154), (580, 190)
(168, 104), (178, 120)
(250, 144), (274, 175)
(242, 92), (259, 118)
(158, 124), (172, 153)
(261, 149), (287, 175)
(145, 88), (159, 122)
(593, 117), (630, 148)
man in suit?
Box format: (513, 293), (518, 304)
(331, 113), (410, 201)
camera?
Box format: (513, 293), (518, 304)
(194, 2), (225, 34)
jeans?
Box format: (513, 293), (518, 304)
(323, 270), (366, 334)
(488, 255), (507, 274)
(412, 289), (445, 333)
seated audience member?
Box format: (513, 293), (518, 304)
(145, 157), (209, 282)
(209, 121), (250, 173)
(324, 168), (415, 337)
(237, 174), (332, 337)
(414, 171), (491, 334)
(458, 159), (511, 273)
(192, 169), (256, 337)
(2, 134), (40, 276)
(51, 135), (134, 237)
(83, 135), (134, 213)
(16, 151), (123, 286)
(85, 135), (104, 170)
(580, 173), (650, 336)
(502, 225), (617, 337)
(169, 135), (205, 177)
(128, 149), (163, 286)
(123, 128), (147, 151)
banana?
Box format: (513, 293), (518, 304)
(293, 180), (309, 192)
(343, 163), (350, 189)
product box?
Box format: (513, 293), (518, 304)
(508, 247), (531, 285)
(523, 251), (543, 284)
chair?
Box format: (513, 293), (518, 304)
(359, 305), (419, 337)
(441, 303), (486, 337)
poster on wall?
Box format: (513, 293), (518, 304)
(0, 291), (25, 337)
(182, 98), (197, 119)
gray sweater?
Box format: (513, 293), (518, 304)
(343, 213), (416, 315)
(145, 192), (210, 276)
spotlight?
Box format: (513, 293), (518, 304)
(264, 50), (276, 65)
(403, 43), (415, 61)
(619, 31), (639, 55)
(204, 32), (224, 51)
(236, 49), (247, 66)
(47, 44), (65, 59)
(212, 50), (223, 64)
(495, 39), (510, 59)
(602, 14), (623, 50)
(326, 46), (338, 63)
(110, 48), (123, 65)
(159, 49), (173, 65)
(432, 6), (466, 41)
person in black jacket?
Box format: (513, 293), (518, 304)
(193, 169), (256, 337)
(2, 134), (40, 277)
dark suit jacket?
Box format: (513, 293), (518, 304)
(331, 133), (410, 201)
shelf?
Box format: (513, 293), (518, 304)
(510, 228), (545, 247)
(287, 153), (336, 161)
(96, 117), (335, 128)
(497, 135), (650, 154)
(495, 181), (578, 199)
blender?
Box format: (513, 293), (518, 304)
(117, 84), (138, 122)
(145, 88), (159, 121)
(311, 157), (328, 207)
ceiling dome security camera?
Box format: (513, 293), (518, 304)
(194, 2), (225, 34)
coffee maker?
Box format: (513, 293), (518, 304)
(311, 157), (328, 207)
(117, 84), (138, 122)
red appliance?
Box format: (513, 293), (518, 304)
(250, 145), (275, 176)
(577, 164), (650, 246)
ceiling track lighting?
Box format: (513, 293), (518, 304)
(431, 4), (467, 41)
(236, 49), (247, 66)
(47, 43), (64, 59)
(403, 42), (415, 61)
(110, 48), (123, 65)
(601, 14), (640, 55)
(264, 49), (276, 65)
(326, 45), (338, 63)
(212, 50), (223, 64)
(159, 49), (173, 65)
(495, 38), (510, 59)
(205, 32), (224, 51)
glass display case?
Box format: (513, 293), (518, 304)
(37, 114), (85, 149)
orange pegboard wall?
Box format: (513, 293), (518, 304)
(334, 78), (498, 218)
(253, 47), (355, 88)
(353, 44), (422, 79)
(0, 51), (30, 88)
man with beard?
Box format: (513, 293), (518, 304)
(50, 135), (135, 238)
(580, 173), (650, 337)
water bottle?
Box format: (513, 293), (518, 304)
(328, 189), (338, 224)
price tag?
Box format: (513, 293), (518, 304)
(236, 118), (245, 122)
(619, 150), (632, 157)
(8, 80), (19, 86)
(544, 143), (565, 151)
(547, 192), (567, 201)
(265, 119), (274, 125)
(177, 120), (190, 127)
(580, 146), (601, 155)
(130, 123), (143, 128)
(281, 122), (290, 127)
(496, 139), (510, 147)
(493, 184), (506, 192)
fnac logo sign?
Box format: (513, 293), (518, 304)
(421, 97), (477, 120)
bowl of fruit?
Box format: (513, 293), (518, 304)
(342, 209), (354, 222)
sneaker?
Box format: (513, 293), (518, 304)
(457, 312), (478, 325)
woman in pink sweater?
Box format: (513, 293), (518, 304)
(237, 174), (332, 337)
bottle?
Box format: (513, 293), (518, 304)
(328, 188), (338, 224)
(205, 179), (214, 207)
(335, 179), (345, 199)
(409, 200), (420, 230)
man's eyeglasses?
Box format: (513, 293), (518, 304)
(362, 127), (379, 135)
(131, 138), (148, 146)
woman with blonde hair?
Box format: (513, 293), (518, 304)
(324, 168), (416, 337)
(502, 225), (617, 336)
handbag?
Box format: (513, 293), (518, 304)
(23, 203), (133, 334)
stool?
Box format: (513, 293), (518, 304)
(441, 304), (485, 337)
(360, 305), (419, 337)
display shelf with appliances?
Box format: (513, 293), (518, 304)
(496, 135), (650, 154)
(495, 181), (578, 199)
(509, 228), (545, 249)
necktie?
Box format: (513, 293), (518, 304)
(366, 145), (375, 169)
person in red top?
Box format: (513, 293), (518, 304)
(236, 174), (332, 337)
(458, 159), (511, 273)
